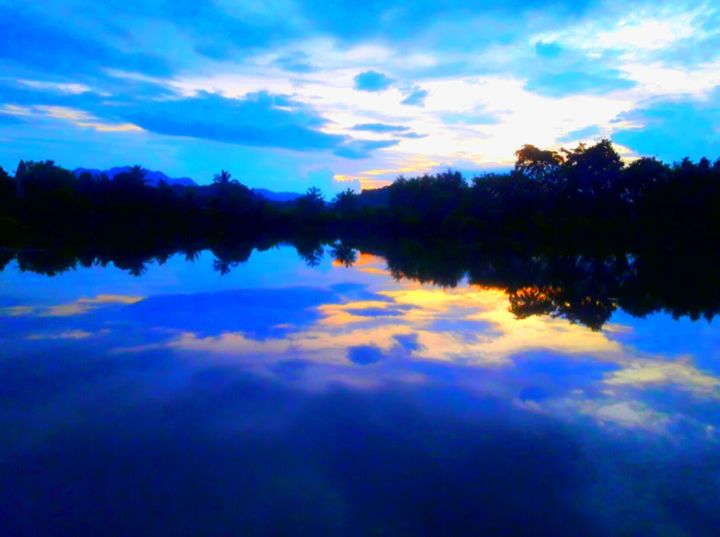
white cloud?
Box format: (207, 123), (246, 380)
(533, 3), (713, 56)
(1, 104), (142, 132)
(18, 80), (94, 95)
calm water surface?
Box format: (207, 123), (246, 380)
(1, 246), (719, 536)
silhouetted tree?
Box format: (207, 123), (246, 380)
(296, 187), (325, 218)
(213, 169), (234, 186)
(514, 144), (564, 184)
(0, 165), (13, 205)
(330, 242), (357, 267)
(561, 139), (623, 198)
(389, 170), (466, 227)
(295, 235), (325, 266)
(14, 160), (27, 199)
(621, 157), (669, 204)
(213, 258), (237, 275)
(113, 165), (147, 191)
(333, 188), (359, 215)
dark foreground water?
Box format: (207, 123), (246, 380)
(1, 246), (719, 536)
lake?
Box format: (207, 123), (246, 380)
(1, 244), (719, 536)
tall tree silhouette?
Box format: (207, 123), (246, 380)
(561, 139), (623, 197)
(213, 169), (234, 186)
(514, 144), (564, 184)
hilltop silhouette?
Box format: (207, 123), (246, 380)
(72, 166), (198, 187)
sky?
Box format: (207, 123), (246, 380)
(0, 0), (719, 192)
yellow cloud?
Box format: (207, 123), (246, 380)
(317, 299), (399, 326)
(357, 266), (391, 276)
(0, 306), (35, 317)
(25, 329), (99, 340)
(605, 359), (720, 396)
(333, 174), (392, 190)
(42, 294), (145, 317)
(1, 104), (142, 133)
(110, 264), (720, 412)
(333, 156), (444, 190)
(332, 252), (390, 275)
(579, 400), (671, 432)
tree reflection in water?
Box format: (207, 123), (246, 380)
(4, 231), (720, 330)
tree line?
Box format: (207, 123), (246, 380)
(3, 230), (720, 331)
(1, 139), (720, 249)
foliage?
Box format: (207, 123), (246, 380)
(2, 138), (720, 259)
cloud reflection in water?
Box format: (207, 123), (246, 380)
(1, 247), (720, 535)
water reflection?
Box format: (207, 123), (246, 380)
(5, 233), (720, 330)
(1, 246), (719, 535)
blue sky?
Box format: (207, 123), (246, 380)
(0, 1), (719, 191)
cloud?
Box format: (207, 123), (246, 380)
(604, 359), (719, 397)
(2, 80), (406, 166)
(350, 124), (425, 140)
(121, 90), (346, 151)
(351, 123), (410, 134)
(440, 109), (501, 125)
(0, 75), (174, 114)
(401, 87), (428, 106)
(397, 132), (427, 139)
(0, 104), (141, 133)
(525, 69), (636, 97)
(613, 90), (720, 162)
(394, 333), (421, 352)
(534, 41), (564, 59)
(531, 4), (710, 56)
(354, 71), (394, 92)
(1, 0), (718, 187)
(272, 52), (316, 73)
(44, 295), (145, 316)
(558, 125), (602, 143)
(579, 400), (671, 432)
(126, 286), (338, 338)
(0, 5), (171, 77)
(17, 80), (93, 95)
(297, 0), (595, 44)
(333, 139), (399, 159)
(304, 167), (361, 195)
(0, 306), (34, 317)
(25, 330), (96, 340)
(347, 345), (386, 365)
(3, 295), (146, 318)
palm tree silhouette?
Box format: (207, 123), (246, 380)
(213, 169), (233, 186)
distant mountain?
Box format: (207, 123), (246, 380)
(71, 167), (314, 201)
(251, 188), (302, 202)
(73, 167), (197, 187)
